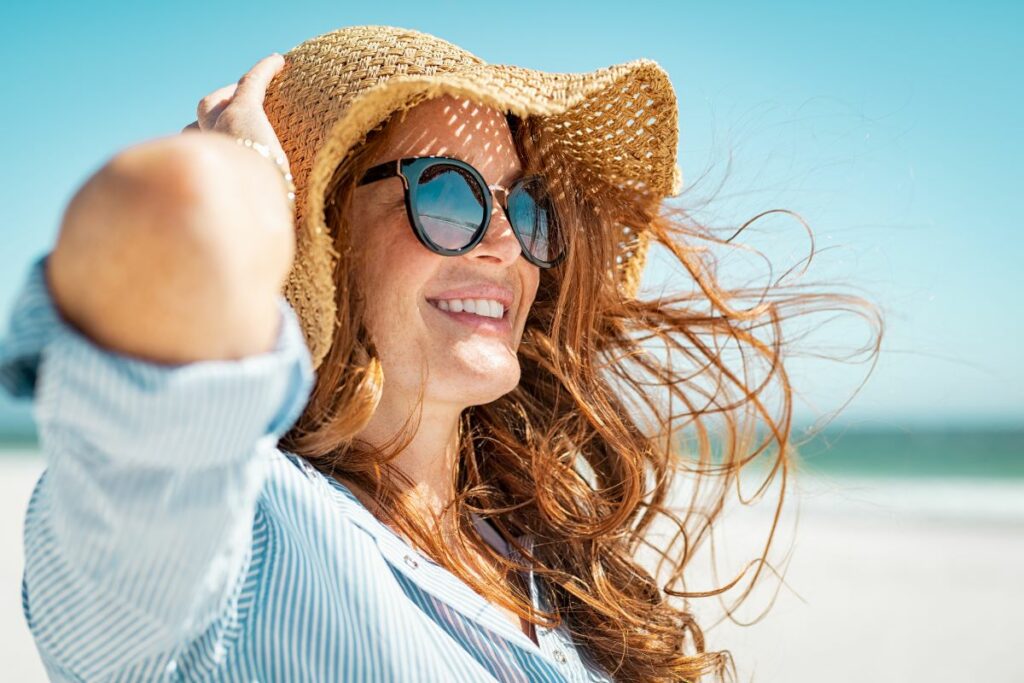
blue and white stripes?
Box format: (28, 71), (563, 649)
(1, 252), (615, 682)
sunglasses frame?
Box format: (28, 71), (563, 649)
(356, 156), (565, 269)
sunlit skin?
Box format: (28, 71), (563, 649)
(345, 94), (540, 526)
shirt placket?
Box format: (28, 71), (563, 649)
(519, 547), (599, 683)
(321, 473), (593, 681)
(380, 528), (590, 681)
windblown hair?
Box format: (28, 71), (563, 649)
(280, 101), (883, 682)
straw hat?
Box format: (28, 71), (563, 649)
(262, 25), (683, 371)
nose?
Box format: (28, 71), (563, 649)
(469, 187), (521, 266)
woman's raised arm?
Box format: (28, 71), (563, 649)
(46, 129), (295, 365)
(0, 54), (315, 681)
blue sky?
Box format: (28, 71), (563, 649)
(0, 1), (1020, 428)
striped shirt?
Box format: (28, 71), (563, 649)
(0, 252), (615, 682)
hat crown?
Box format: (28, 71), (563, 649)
(287, 25), (486, 105)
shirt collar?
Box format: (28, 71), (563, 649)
(281, 451), (546, 652)
(282, 450), (535, 558)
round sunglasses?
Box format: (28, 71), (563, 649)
(356, 156), (565, 268)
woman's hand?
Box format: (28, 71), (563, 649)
(43, 52), (299, 364)
(182, 53), (290, 172)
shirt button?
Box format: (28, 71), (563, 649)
(164, 658), (178, 679)
(553, 649), (567, 664)
(403, 554), (419, 569)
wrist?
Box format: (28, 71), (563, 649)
(235, 137), (296, 205)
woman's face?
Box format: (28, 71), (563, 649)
(348, 95), (540, 409)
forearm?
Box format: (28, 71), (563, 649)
(4, 253), (314, 677)
(46, 132), (296, 364)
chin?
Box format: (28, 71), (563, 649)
(446, 362), (521, 406)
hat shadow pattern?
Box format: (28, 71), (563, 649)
(262, 25), (683, 370)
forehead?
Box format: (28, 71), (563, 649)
(375, 95), (522, 183)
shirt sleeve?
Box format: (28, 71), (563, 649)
(1, 251), (315, 680)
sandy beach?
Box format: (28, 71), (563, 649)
(688, 472), (1024, 683)
(2, 450), (1022, 682)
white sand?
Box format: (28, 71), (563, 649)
(683, 472), (1024, 682)
(1, 452), (1021, 682)
(1, 452), (46, 683)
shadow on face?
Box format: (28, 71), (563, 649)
(347, 95), (542, 410)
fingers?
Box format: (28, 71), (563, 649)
(232, 53), (286, 107)
(196, 83), (237, 129)
(186, 52), (287, 148)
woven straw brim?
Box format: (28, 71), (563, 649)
(264, 27), (683, 371)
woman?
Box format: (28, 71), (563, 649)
(1, 26), (881, 682)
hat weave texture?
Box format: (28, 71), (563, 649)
(262, 25), (683, 370)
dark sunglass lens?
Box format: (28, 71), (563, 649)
(508, 178), (561, 264)
(414, 164), (487, 251)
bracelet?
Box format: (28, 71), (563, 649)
(235, 137), (296, 205)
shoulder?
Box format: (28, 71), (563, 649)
(256, 447), (378, 547)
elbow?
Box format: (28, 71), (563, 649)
(97, 134), (241, 250)
(46, 134), (287, 363)
(58, 134), (237, 269)
(93, 132), (295, 288)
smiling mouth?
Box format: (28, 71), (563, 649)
(426, 298), (511, 330)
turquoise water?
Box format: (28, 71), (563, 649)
(675, 426), (1024, 481)
(788, 428), (1024, 480)
(3, 426), (1022, 480)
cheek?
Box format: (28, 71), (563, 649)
(358, 216), (436, 337)
(517, 262), (541, 330)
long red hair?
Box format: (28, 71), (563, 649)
(280, 104), (884, 682)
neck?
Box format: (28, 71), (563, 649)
(354, 388), (464, 526)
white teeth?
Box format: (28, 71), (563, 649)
(432, 297), (505, 319)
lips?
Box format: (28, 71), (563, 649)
(431, 297), (505, 319)
(427, 286), (514, 312)
(426, 297), (512, 333)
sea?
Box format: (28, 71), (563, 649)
(4, 398), (1022, 526)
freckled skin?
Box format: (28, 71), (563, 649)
(343, 96), (542, 644)
(349, 95), (540, 410)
